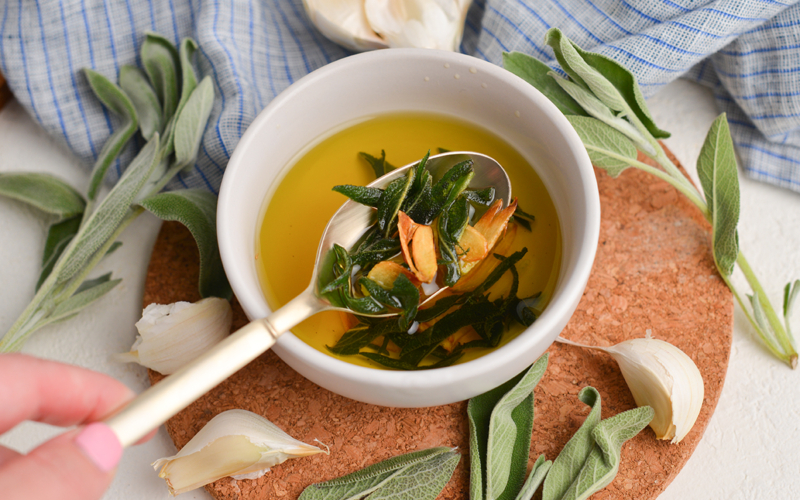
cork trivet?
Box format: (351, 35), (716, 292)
(145, 146), (732, 500)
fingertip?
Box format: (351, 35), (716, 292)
(74, 423), (123, 473)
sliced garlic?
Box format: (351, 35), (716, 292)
(115, 297), (232, 375)
(365, 0), (471, 51)
(556, 330), (704, 443)
(153, 409), (325, 495)
(302, 0), (388, 52)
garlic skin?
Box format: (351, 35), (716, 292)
(302, 0), (388, 52)
(365, 0), (470, 51)
(153, 409), (325, 495)
(115, 297), (232, 375)
(557, 331), (704, 444)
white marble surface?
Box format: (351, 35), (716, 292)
(1, 78), (799, 499)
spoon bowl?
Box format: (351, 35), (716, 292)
(105, 151), (511, 447)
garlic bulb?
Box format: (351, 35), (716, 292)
(556, 331), (704, 444)
(302, 0), (388, 52)
(115, 297), (232, 375)
(303, 0), (471, 52)
(365, 0), (470, 51)
(153, 409), (325, 495)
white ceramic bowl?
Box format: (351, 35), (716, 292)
(218, 49), (599, 407)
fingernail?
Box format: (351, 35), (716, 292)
(75, 423), (123, 472)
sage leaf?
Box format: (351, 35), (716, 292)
(36, 273), (121, 328)
(332, 184), (383, 207)
(119, 65), (162, 140)
(367, 450), (460, 500)
(360, 150), (395, 178)
(697, 114), (740, 276)
(552, 75), (651, 154)
(543, 28), (670, 139)
(438, 196), (470, 286)
(0, 172), (85, 218)
(468, 354), (548, 500)
(83, 68), (139, 201)
(485, 355), (548, 500)
(544, 29), (627, 112)
(376, 168), (415, 238)
(176, 38), (199, 117)
(565, 116), (637, 177)
(174, 76), (215, 168)
(359, 273), (419, 331)
(502, 52), (587, 117)
(57, 135), (161, 284)
(298, 447), (458, 500)
(37, 216), (82, 291)
(543, 387), (654, 500)
(748, 292), (779, 346)
(784, 280), (799, 320)
(141, 32), (181, 121)
(138, 189), (232, 299)
(514, 455), (551, 500)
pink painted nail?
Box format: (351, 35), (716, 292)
(74, 423), (123, 472)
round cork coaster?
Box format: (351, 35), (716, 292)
(145, 146), (732, 500)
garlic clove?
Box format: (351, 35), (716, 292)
(115, 297), (232, 375)
(364, 0), (471, 51)
(302, 0), (389, 52)
(153, 409), (325, 495)
(557, 332), (704, 444)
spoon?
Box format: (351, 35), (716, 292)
(105, 151), (511, 447)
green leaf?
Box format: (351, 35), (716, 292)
(299, 447), (457, 500)
(360, 150), (395, 178)
(486, 355), (549, 500)
(176, 38), (199, 117)
(0, 172), (85, 218)
(138, 189), (232, 299)
(119, 65), (162, 140)
(57, 135), (161, 284)
(332, 184), (383, 207)
(696, 114), (740, 276)
(502, 52), (588, 117)
(174, 76), (215, 167)
(784, 280), (799, 319)
(438, 196), (470, 286)
(543, 387), (654, 500)
(468, 354), (548, 500)
(551, 74), (651, 154)
(366, 449), (460, 500)
(83, 68), (139, 201)
(359, 274), (419, 331)
(36, 273), (121, 328)
(565, 115), (638, 177)
(37, 216), (82, 291)
(748, 292), (778, 346)
(141, 32), (181, 121)
(328, 319), (404, 356)
(543, 28), (670, 139)
(514, 455), (551, 500)
(376, 167), (415, 238)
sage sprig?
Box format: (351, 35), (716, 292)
(504, 28), (799, 368)
(0, 32), (230, 353)
(298, 447), (460, 500)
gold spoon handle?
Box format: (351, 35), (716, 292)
(105, 286), (323, 448)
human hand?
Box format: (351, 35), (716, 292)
(0, 354), (139, 500)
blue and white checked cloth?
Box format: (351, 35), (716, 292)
(1, 0), (800, 193)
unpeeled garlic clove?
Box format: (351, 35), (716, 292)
(556, 330), (704, 443)
(302, 0), (388, 52)
(115, 297), (232, 375)
(153, 409), (325, 495)
(365, 0), (471, 51)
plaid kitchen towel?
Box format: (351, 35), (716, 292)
(1, 0), (799, 193)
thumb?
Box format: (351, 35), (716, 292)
(0, 423), (122, 500)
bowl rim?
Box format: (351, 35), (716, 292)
(218, 48), (600, 402)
